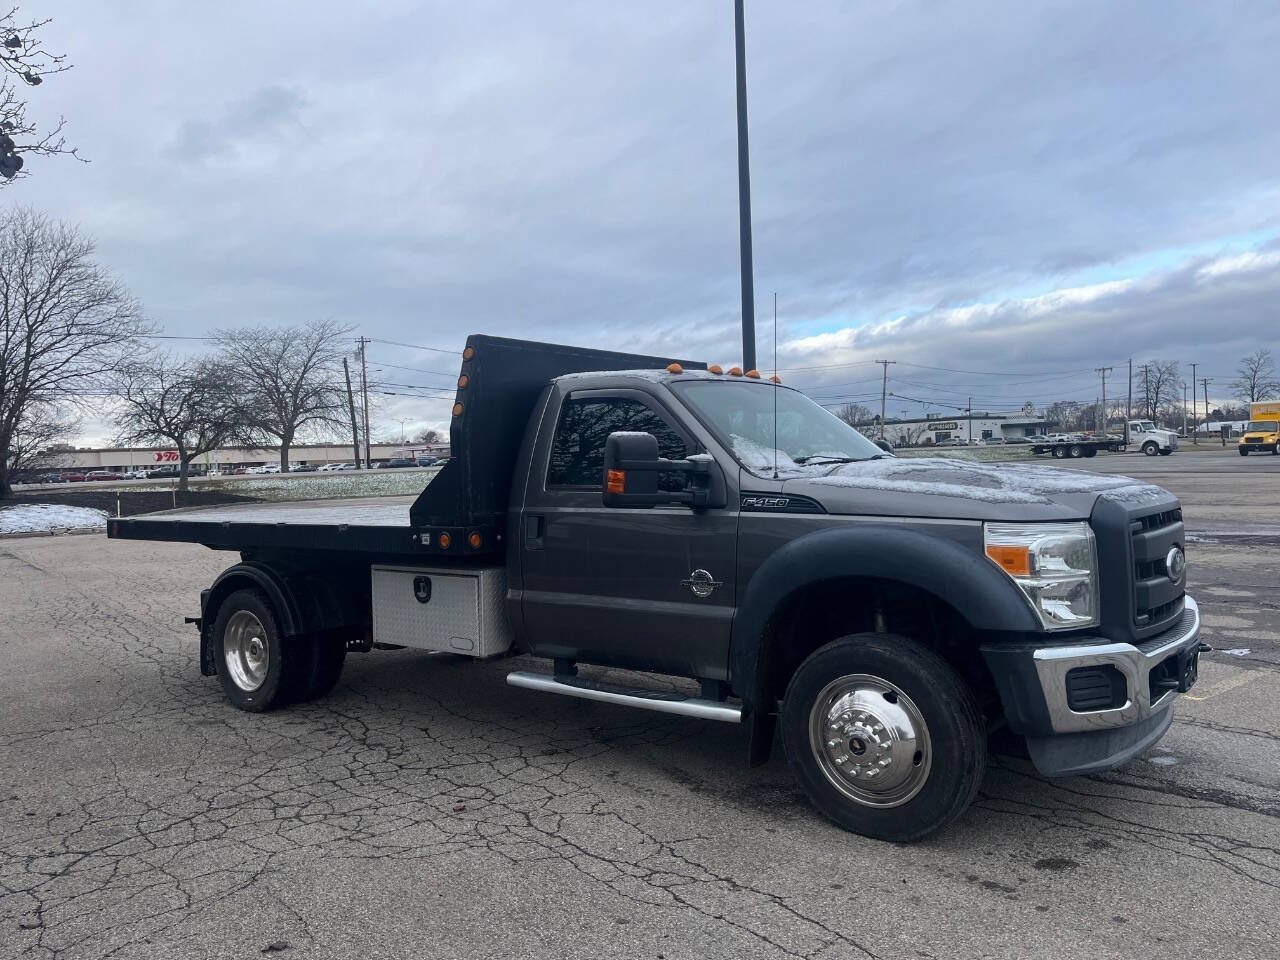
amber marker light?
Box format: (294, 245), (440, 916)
(708, 364), (723, 374)
(769, 375), (782, 383)
(606, 469), (626, 494)
(452, 402), (464, 417)
(985, 544), (1031, 577)
(438, 532), (452, 550)
(468, 531), (483, 549)
(457, 374), (469, 388)
(745, 369), (761, 379)
(665, 362), (683, 374)
(728, 367), (744, 377)
(462, 346), (475, 360)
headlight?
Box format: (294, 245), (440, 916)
(984, 522), (1098, 630)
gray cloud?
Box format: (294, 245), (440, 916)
(15, 0), (1280, 438)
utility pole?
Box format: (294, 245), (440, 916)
(358, 337), (372, 467)
(342, 357), (362, 469)
(1189, 362), (1198, 444)
(1125, 358), (1132, 445)
(876, 360), (895, 439)
(1095, 366), (1112, 436)
(1201, 378), (1212, 444)
(1182, 382), (1188, 437)
(967, 397), (972, 444)
(734, 0), (756, 372)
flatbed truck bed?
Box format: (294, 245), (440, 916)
(108, 496), (427, 556)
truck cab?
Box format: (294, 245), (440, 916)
(1239, 402), (1280, 455)
(1128, 420), (1178, 456)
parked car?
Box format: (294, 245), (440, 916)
(123, 469), (150, 479)
(60, 472), (87, 482)
(333, 462), (357, 471)
(36, 473), (64, 483)
(416, 456), (438, 467)
(146, 465), (181, 479)
(292, 464), (318, 472)
(934, 437), (966, 447)
(382, 458), (415, 468)
(1002, 436), (1032, 445)
(85, 470), (118, 481)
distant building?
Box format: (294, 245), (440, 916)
(35, 442), (450, 473)
(874, 411), (1048, 447)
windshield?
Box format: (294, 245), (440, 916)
(1135, 421), (1156, 432)
(1247, 420), (1279, 432)
(670, 380), (885, 476)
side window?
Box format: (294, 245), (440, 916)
(548, 397), (688, 491)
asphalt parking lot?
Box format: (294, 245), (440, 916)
(1, 450), (1278, 960)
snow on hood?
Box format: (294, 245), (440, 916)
(792, 456), (1165, 506)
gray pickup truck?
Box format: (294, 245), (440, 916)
(108, 335), (1202, 841)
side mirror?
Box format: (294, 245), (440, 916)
(602, 431), (724, 509)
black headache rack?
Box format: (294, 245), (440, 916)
(411, 334), (706, 556)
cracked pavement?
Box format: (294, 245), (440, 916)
(2, 459), (1279, 960)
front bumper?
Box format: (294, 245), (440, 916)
(982, 596), (1201, 775)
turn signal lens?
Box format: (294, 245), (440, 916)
(769, 375), (782, 383)
(462, 346), (475, 360)
(468, 531), (482, 549)
(666, 362), (683, 374)
(457, 374), (469, 388)
(708, 364), (723, 374)
(728, 366), (743, 377)
(985, 544), (1031, 577)
(438, 532), (452, 549)
(745, 369), (761, 379)
(606, 469), (626, 494)
(452, 402), (463, 417)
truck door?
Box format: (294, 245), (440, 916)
(519, 387), (738, 681)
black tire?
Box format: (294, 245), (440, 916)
(1158, 449), (1172, 456)
(1142, 441), (1159, 456)
(298, 635), (347, 701)
(1068, 444), (1085, 458)
(780, 633), (985, 842)
(1051, 445), (1067, 459)
(1274, 442), (1279, 455)
(1239, 448), (1248, 456)
(211, 588), (294, 712)
(1083, 448), (1097, 458)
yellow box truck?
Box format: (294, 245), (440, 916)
(1239, 401), (1280, 455)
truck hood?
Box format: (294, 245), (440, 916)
(778, 457), (1170, 521)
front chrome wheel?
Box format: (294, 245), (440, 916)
(808, 673), (932, 808)
(223, 610), (270, 692)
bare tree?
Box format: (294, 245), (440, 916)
(0, 8), (81, 181)
(1231, 349), (1279, 405)
(0, 207), (146, 498)
(114, 354), (245, 491)
(1138, 360), (1182, 420)
(833, 402), (875, 428)
(412, 427), (441, 445)
(5, 399), (75, 478)
(217, 318), (351, 472)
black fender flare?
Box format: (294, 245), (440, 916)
(198, 561), (369, 676)
(730, 525), (1041, 757)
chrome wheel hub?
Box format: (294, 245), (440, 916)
(223, 610), (270, 692)
(808, 674), (932, 808)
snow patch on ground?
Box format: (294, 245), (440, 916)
(0, 503), (109, 535)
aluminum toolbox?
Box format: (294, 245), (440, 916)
(371, 565), (513, 657)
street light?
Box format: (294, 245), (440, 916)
(398, 418), (408, 444)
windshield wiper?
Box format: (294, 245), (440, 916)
(793, 455), (860, 464)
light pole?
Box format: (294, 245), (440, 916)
(734, 0), (756, 372)
(398, 418), (409, 445)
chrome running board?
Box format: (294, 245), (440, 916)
(505, 671), (742, 723)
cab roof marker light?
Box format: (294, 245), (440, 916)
(666, 363), (683, 374)
(708, 364), (724, 375)
(728, 367), (744, 377)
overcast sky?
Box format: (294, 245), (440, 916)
(16, 1), (1280, 440)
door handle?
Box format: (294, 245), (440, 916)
(525, 514), (545, 551)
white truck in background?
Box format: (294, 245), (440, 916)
(1128, 420), (1179, 457)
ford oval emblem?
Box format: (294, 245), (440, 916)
(1165, 547), (1185, 583)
